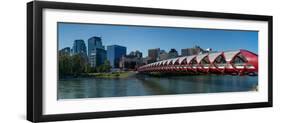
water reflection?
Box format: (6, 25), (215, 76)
(58, 75), (258, 99)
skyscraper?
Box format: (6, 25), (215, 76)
(128, 50), (142, 58)
(119, 51), (143, 70)
(158, 50), (168, 61)
(59, 47), (71, 56)
(168, 48), (178, 58)
(88, 36), (107, 67)
(107, 45), (127, 68)
(72, 40), (87, 57)
(181, 45), (204, 56)
(148, 48), (160, 62)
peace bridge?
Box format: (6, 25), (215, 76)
(137, 49), (258, 76)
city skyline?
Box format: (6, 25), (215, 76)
(58, 22), (258, 57)
(58, 23), (259, 100)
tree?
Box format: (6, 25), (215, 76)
(84, 63), (92, 73)
(103, 60), (112, 72)
(96, 60), (112, 73)
(71, 54), (87, 76)
(59, 53), (112, 77)
(59, 53), (72, 77)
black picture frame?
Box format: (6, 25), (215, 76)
(27, 1), (273, 122)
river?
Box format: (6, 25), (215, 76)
(58, 74), (258, 99)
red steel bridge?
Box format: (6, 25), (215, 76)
(138, 49), (258, 76)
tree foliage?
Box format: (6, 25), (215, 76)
(71, 54), (87, 76)
(59, 53), (72, 76)
(59, 54), (112, 77)
(95, 60), (111, 73)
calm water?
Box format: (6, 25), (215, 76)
(58, 74), (258, 99)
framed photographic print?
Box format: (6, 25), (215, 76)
(27, 1), (273, 122)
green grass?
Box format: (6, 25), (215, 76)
(85, 71), (134, 79)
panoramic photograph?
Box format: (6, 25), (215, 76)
(57, 22), (259, 100)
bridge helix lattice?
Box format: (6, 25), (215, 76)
(137, 49), (258, 76)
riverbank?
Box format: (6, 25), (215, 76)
(81, 71), (136, 79)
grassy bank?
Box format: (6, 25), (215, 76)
(82, 71), (135, 79)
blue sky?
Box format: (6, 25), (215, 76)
(58, 22), (258, 56)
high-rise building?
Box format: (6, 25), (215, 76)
(158, 50), (169, 61)
(107, 45), (127, 68)
(128, 50), (142, 58)
(88, 37), (104, 54)
(59, 47), (71, 55)
(148, 48), (160, 62)
(89, 48), (107, 68)
(181, 45), (204, 56)
(72, 40), (87, 60)
(168, 48), (178, 58)
(119, 55), (143, 70)
(88, 36), (107, 67)
(136, 51), (143, 58)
